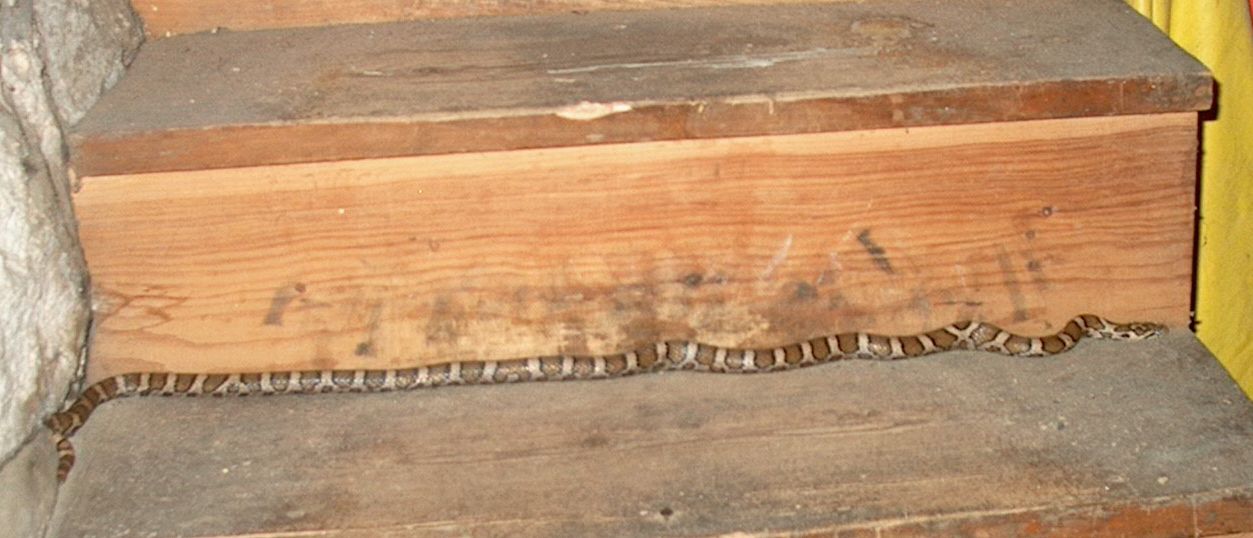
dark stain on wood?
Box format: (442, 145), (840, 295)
(792, 282), (819, 302)
(262, 282), (304, 326)
(423, 297), (465, 345)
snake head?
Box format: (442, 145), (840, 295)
(1118, 322), (1167, 340)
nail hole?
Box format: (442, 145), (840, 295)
(659, 507), (674, 518)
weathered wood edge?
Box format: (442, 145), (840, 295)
(236, 491), (1253, 537)
(128, 0), (933, 38)
(69, 76), (1211, 177)
(785, 490), (1253, 538)
(246, 490), (1253, 537)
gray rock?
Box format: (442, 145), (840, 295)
(0, 0), (141, 474)
(34, 0), (143, 125)
(0, 76), (90, 471)
(0, 431), (58, 538)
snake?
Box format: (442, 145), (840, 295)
(45, 314), (1163, 482)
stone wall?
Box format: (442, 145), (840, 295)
(0, 0), (142, 534)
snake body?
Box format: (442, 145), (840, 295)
(46, 314), (1163, 482)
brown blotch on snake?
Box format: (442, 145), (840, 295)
(46, 314), (1164, 483)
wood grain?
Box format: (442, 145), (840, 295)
(48, 333), (1253, 537)
(133, 0), (831, 36)
(74, 113), (1197, 382)
(69, 1), (1212, 176)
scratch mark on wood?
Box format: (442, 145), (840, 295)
(997, 251), (1029, 322)
(759, 234), (794, 280)
(816, 252), (844, 286)
(856, 229), (894, 274)
(555, 101), (633, 121)
(546, 47), (874, 75)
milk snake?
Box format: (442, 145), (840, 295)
(46, 314), (1163, 482)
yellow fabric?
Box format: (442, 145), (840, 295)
(1126, 0), (1253, 396)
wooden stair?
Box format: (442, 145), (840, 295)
(54, 0), (1253, 536)
(48, 334), (1253, 536)
(70, 0), (1208, 384)
(71, 1), (1209, 176)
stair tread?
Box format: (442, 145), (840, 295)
(70, 0), (1209, 176)
(49, 332), (1253, 537)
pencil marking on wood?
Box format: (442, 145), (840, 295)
(262, 283), (305, 326)
(856, 229), (894, 274)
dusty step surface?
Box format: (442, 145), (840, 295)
(49, 332), (1253, 537)
(69, 0), (1210, 176)
(132, 0), (892, 37)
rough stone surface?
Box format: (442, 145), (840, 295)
(1, 0), (89, 472)
(0, 0), (140, 485)
(0, 431), (58, 538)
(34, 0), (143, 125)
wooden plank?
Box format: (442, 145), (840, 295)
(69, 0), (1212, 176)
(74, 114), (1197, 383)
(133, 0), (830, 37)
(47, 333), (1253, 537)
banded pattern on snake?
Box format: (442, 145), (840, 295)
(46, 314), (1163, 482)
